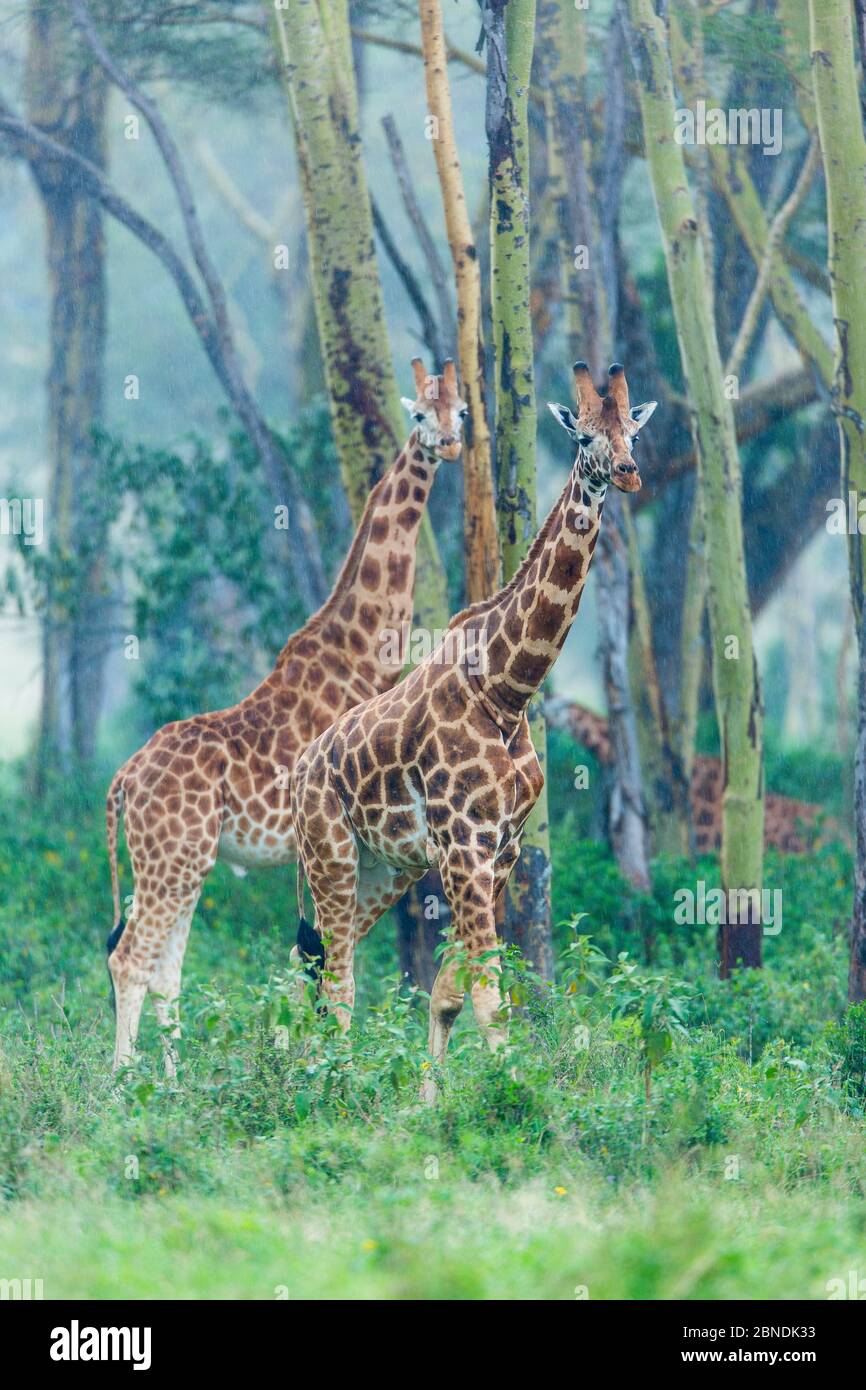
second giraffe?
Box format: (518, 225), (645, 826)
(291, 362), (657, 1100)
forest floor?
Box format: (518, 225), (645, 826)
(1, 765), (864, 1300)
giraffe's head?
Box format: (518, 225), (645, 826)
(400, 357), (467, 461)
(548, 362), (657, 493)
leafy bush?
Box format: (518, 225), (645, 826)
(0, 769), (863, 1296)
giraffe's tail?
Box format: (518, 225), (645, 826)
(294, 859), (324, 985)
(105, 768), (127, 955)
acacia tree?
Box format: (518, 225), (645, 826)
(1, 2), (338, 784)
(22, 3), (109, 786)
(268, 0), (448, 630)
(482, 0), (553, 980)
(539, 2), (681, 878)
(808, 0), (866, 1003)
(418, 0), (499, 604)
(626, 0), (765, 974)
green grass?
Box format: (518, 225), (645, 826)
(0, 764), (864, 1300)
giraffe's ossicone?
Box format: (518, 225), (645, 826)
(104, 358), (468, 1076)
(291, 362), (658, 1101)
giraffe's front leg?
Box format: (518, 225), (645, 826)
(294, 783), (361, 1034)
(306, 868), (358, 1033)
(419, 948), (464, 1104)
(422, 847), (508, 1102)
(320, 925), (357, 1034)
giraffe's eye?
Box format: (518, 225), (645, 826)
(578, 433), (593, 447)
(413, 412), (425, 423)
(458, 407), (469, 420)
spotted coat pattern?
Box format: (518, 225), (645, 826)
(105, 362), (466, 1074)
(291, 362), (654, 1098)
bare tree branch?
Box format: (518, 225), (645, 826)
(351, 26), (486, 77)
(635, 366), (821, 507)
(195, 135), (276, 244)
(0, 103), (224, 386)
(726, 137), (820, 378)
(781, 242), (830, 293)
(0, 93), (325, 614)
(370, 196), (445, 362)
(69, 0), (327, 611)
(381, 113), (455, 357)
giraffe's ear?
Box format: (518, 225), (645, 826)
(548, 402), (578, 438)
(401, 396), (420, 415)
(630, 400), (658, 431)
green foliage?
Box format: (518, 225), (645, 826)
(105, 401), (344, 732)
(702, 10), (793, 88)
(545, 725), (604, 841)
(825, 1003), (866, 1105)
(88, 1), (273, 105)
(606, 955), (693, 1067)
(0, 774), (863, 1296)
(6, 399), (345, 740)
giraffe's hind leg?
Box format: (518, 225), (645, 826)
(109, 800), (220, 1073)
(295, 788), (361, 1033)
(109, 883), (204, 1074)
(148, 893), (200, 1079)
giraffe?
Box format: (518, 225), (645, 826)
(104, 357), (468, 1075)
(545, 698), (824, 854)
(290, 362), (657, 1098)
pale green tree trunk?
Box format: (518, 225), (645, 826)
(808, 0), (866, 1002)
(627, 0), (765, 973)
(269, 0), (447, 631)
(541, 0), (682, 874)
(671, 0), (832, 390)
(537, 0), (605, 361)
(485, 0), (552, 980)
(419, 0), (499, 606)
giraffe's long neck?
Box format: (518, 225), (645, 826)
(277, 431), (439, 688)
(468, 454), (607, 725)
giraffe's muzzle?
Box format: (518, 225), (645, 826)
(612, 462), (642, 492)
(436, 438), (462, 461)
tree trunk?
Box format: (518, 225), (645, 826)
(485, 0), (552, 980)
(269, 0), (447, 631)
(541, 0), (666, 880)
(624, 506), (691, 857)
(676, 491), (708, 798)
(597, 512), (651, 891)
(808, 0), (866, 1003)
(26, 4), (109, 784)
(537, 0), (603, 362)
(671, 0), (832, 391)
(418, 0), (499, 605)
(627, 0), (765, 975)
(396, 869), (450, 995)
